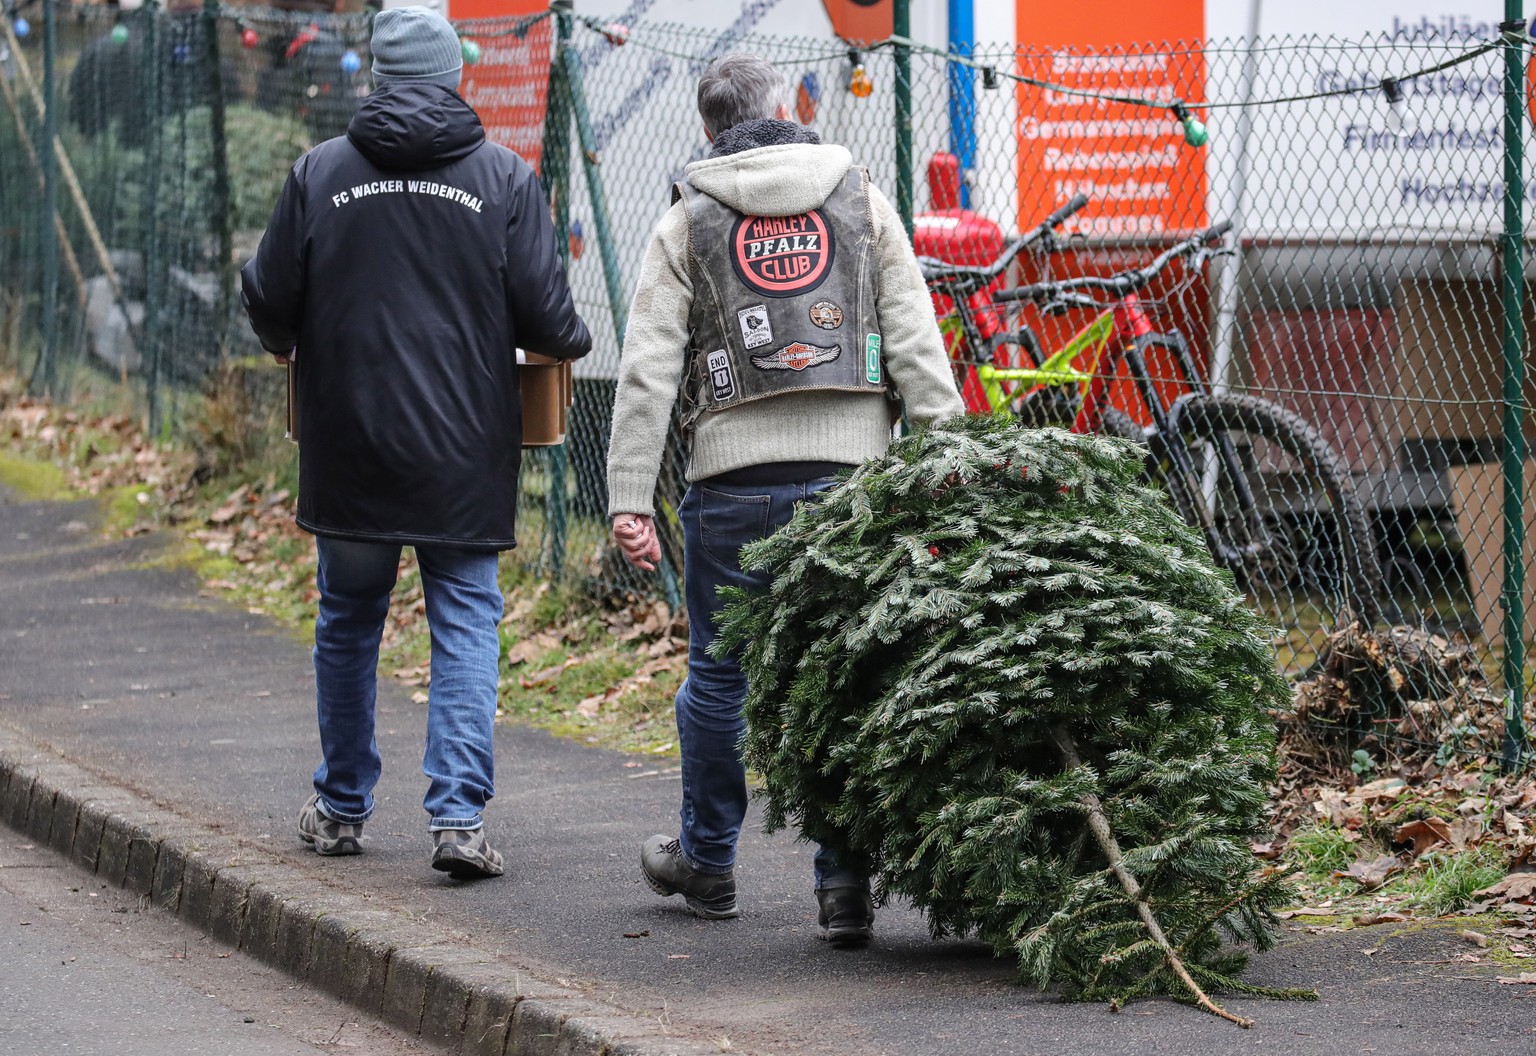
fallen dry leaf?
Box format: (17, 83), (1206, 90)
(1352, 912), (1411, 926)
(1332, 854), (1405, 891)
(1496, 973), (1536, 985)
(520, 663), (566, 688)
(1459, 929), (1489, 948)
(1473, 873), (1536, 907)
(1393, 817), (1452, 857)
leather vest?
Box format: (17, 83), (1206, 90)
(675, 167), (887, 426)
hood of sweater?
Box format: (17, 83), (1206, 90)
(685, 119), (853, 217)
(346, 82), (485, 172)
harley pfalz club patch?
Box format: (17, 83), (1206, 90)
(750, 342), (841, 372)
(731, 211), (834, 297)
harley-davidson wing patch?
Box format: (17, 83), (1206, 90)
(749, 342), (841, 372)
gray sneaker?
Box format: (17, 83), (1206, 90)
(640, 834), (739, 919)
(431, 826), (505, 880)
(297, 795), (363, 856)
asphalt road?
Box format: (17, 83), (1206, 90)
(0, 833), (433, 1056)
(2, 486), (1535, 1054)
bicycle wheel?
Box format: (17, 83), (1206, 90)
(1167, 392), (1383, 624)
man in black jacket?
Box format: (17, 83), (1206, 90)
(241, 6), (590, 880)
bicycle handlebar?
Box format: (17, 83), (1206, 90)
(1043, 193), (1091, 231)
(992, 221), (1234, 305)
(918, 194), (1090, 288)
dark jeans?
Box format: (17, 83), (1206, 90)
(674, 476), (863, 890)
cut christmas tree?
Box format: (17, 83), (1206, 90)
(717, 415), (1313, 1024)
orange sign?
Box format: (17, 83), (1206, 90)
(455, 1), (554, 170)
(1014, 2), (1207, 238)
(821, 0), (891, 46)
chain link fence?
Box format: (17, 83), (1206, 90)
(0, 4), (1530, 764)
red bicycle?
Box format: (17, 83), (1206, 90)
(920, 199), (1384, 623)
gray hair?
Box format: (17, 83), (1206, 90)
(697, 53), (791, 137)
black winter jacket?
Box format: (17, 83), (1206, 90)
(241, 83), (590, 551)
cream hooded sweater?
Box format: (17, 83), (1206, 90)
(606, 140), (965, 517)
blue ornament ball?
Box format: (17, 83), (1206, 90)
(13, 16), (30, 38)
(340, 49), (362, 75)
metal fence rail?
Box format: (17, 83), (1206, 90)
(0, 3), (1529, 765)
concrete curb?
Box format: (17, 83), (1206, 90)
(0, 726), (725, 1056)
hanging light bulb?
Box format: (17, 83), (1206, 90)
(847, 49), (873, 98)
(1171, 102), (1207, 148)
(981, 65), (999, 90)
(1380, 77), (1417, 134)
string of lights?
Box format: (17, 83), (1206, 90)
(558, 10), (1531, 149)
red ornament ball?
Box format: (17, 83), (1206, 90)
(240, 27), (258, 49)
(927, 545), (940, 557)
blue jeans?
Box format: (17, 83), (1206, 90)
(311, 537), (504, 830)
(675, 476), (864, 890)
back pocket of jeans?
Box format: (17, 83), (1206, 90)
(698, 488), (771, 566)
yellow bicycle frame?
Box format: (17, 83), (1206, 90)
(941, 310), (1117, 414)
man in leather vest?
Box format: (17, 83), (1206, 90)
(242, 8), (590, 880)
(607, 53), (963, 946)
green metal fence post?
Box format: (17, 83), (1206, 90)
(203, 0), (234, 360)
(32, 0), (57, 396)
(893, 0), (913, 239)
(559, 19), (627, 343)
(543, 7), (574, 581)
(143, 2), (164, 434)
(1500, 3), (1528, 772)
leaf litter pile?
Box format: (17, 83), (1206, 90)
(1273, 618), (1535, 959)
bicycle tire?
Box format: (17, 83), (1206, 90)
(1169, 392), (1384, 625)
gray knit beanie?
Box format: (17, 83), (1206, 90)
(371, 7), (463, 92)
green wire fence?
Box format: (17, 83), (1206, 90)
(0, 2), (1530, 769)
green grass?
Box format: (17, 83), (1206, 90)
(1401, 849), (1507, 916)
(1286, 823), (1359, 878)
(0, 450), (70, 499)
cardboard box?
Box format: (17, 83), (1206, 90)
(1447, 459), (1536, 647)
(520, 352), (572, 447)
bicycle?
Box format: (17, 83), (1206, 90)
(919, 199), (1385, 624)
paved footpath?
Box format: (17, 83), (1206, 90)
(1, 484), (1532, 1056)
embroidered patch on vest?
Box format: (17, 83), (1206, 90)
(808, 301), (844, 330)
(706, 349), (736, 401)
(737, 305), (773, 349)
(731, 211), (834, 298)
(751, 342), (841, 372)
(865, 334), (882, 384)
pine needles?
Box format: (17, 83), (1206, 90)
(717, 415), (1313, 1023)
